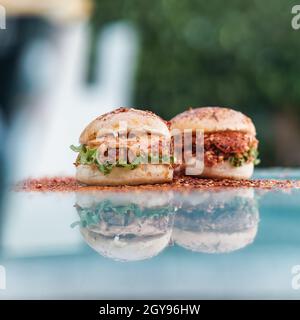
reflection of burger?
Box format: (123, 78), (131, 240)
(74, 191), (176, 261)
(170, 107), (259, 179)
(71, 108), (173, 185)
(172, 189), (259, 253)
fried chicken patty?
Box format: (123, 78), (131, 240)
(203, 131), (258, 166)
(173, 131), (258, 167)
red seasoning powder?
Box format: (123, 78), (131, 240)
(14, 176), (300, 192)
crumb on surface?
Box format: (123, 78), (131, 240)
(14, 175), (300, 192)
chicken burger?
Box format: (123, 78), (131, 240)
(71, 108), (173, 185)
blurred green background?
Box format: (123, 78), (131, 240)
(0, 0), (299, 180)
(91, 0), (300, 167)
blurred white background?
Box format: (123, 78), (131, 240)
(8, 19), (139, 181)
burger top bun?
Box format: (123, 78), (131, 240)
(172, 225), (258, 254)
(80, 107), (170, 144)
(170, 106), (256, 135)
(80, 228), (172, 262)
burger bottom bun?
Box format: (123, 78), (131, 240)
(75, 190), (173, 208)
(80, 228), (172, 261)
(76, 164), (173, 186)
(201, 161), (254, 179)
(172, 225), (258, 254)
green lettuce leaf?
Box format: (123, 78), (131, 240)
(72, 200), (175, 228)
(70, 144), (145, 175)
(70, 144), (173, 175)
(229, 147), (260, 167)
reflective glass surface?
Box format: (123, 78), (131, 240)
(0, 169), (300, 299)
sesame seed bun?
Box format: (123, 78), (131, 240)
(76, 164), (173, 186)
(171, 107), (257, 179)
(172, 226), (258, 254)
(75, 107), (173, 185)
(80, 228), (172, 262)
(76, 190), (175, 261)
(170, 106), (256, 135)
(176, 161), (254, 180)
(76, 190), (174, 208)
(80, 107), (170, 145)
(172, 189), (259, 253)
(201, 161), (254, 180)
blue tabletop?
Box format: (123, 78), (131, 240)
(1, 169), (300, 299)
